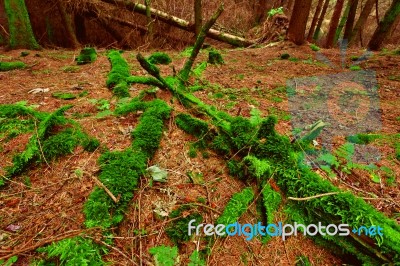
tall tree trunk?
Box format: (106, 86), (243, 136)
(307, 0), (324, 41)
(286, 0), (295, 19)
(349, 0), (375, 45)
(145, 0), (153, 42)
(74, 13), (86, 44)
(368, 0), (400, 50)
(287, 0), (313, 45)
(375, 0), (379, 25)
(334, 2), (351, 43)
(313, 0), (330, 40)
(4, 0), (40, 49)
(343, 0), (359, 41)
(56, 0), (80, 48)
(325, 0), (345, 48)
(194, 0), (202, 36)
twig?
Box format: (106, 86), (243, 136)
(287, 192), (340, 201)
(90, 175), (119, 203)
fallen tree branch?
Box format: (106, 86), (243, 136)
(287, 192), (340, 201)
(99, 0), (254, 47)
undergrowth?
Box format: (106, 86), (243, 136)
(0, 61), (25, 71)
(76, 47), (97, 65)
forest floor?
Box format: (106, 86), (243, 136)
(0, 42), (399, 265)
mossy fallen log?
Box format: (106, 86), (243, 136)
(76, 47), (97, 65)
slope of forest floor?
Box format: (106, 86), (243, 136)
(0, 42), (399, 265)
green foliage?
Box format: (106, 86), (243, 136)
(179, 46), (194, 57)
(52, 92), (77, 100)
(147, 52), (172, 65)
(0, 256), (18, 266)
(295, 255), (312, 266)
(166, 212), (202, 244)
(192, 62), (208, 77)
(280, 53), (290, 59)
(37, 236), (107, 266)
(267, 7), (284, 17)
(175, 113), (209, 138)
(149, 245), (178, 266)
(310, 44), (320, 51)
(188, 250), (205, 266)
(76, 47), (97, 65)
(20, 51), (29, 57)
(346, 133), (382, 144)
(349, 65), (362, 71)
(0, 61), (25, 71)
(242, 156), (271, 180)
(4, 0), (40, 49)
(217, 187), (254, 227)
(395, 142), (400, 160)
(208, 49), (224, 65)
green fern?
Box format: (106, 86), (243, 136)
(149, 245), (178, 266)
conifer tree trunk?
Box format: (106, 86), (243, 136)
(145, 0), (153, 42)
(307, 0), (324, 41)
(334, 2), (351, 43)
(343, 0), (359, 41)
(57, 0), (80, 48)
(4, 0), (39, 49)
(194, 0), (202, 36)
(349, 0), (375, 45)
(368, 0), (400, 50)
(287, 0), (313, 45)
(325, 0), (345, 48)
(313, 0), (330, 40)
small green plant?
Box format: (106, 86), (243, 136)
(20, 51), (29, 57)
(349, 65), (362, 71)
(62, 65), (80, 73)
(208, 49), (224, 65)
(189, 250), (205, 266)
(0, 256), (18, 266)
(52, 92), (76, 100)
(0, 61), (25, 71)
(350, 55), (359, 61)
(280, 53), (290, 59)
(76, 47), (97, 65)
(267, 7), (284, 17)
(149, 245), (178, 266)
(310, 43), (320, 51)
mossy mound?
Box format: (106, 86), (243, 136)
(76, 47), (97, 65)
(208, 49), (224, 64)
(147, 52), (172, 65)
(0, 61), (25, 71)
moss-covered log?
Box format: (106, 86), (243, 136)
(4, 0), (40, 49)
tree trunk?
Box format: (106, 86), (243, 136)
(4, 0), (40, 49)
(343, 0), (359, 41)
(368, 0), (400, 50)
(287, 0), (313, 45)
(325, 0), (345, 48)
(349, 0), (375, 45)
(255, 0), (269, 23)
(286, 0), (295, 19)
(194, 0), (202, 36)
(74, 13), (86, 44)
(99, 0), (253, 47)
(334, 1), (351, 43)
(307, 0), (324, 41)
(56, 0), (80, 48)
(145, 0), (153, 42)
(313, 0), (330, 40)
(375, 0), (379, 25)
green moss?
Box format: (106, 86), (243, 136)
(242, 156), (272, 180)
(37, 236), (107, 265)
(147, 52), (172, 65)
(84, 98), (171, 228)
(20, 51), (29, 57)
(175, 113), (210, 138)
(106, 50), (130, 87)
(346, 133), (382, 144)
(310, 44), (320, 51)
(349, 65), (362, 71)
(4, 0), (40, 49)
(76, 47), (97, 65)
(166, 211), (202, 244)
(62, 65), (80, 73)
(280, 53), (290, 59)
(208, 49), (224, 64)
(52, 92), (77, 100)
(149, 245), (178, 266)
(395, 143), (400, 160)
(217, 187), (254, 227)
(262, 182), (281, 224)
(0, 61), (25, 71)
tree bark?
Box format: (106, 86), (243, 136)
(145, 0), (153, 42)
(325, 0), (345, 48)
(100, 0), (253, 47)
(349, 0), (375, 45)
(194, 0), (202, 36)
(313, 0), (330, 40)
(287, 0), (313, 45)
(307, 0), (324, 41)
(334, 1), (351, 43)
(368, 0), (400, 50)
(4, 0), (40, 49)
(74, 13), (86, 44)
(343, 0), (359, 41)
(56, 0), (80, 48)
